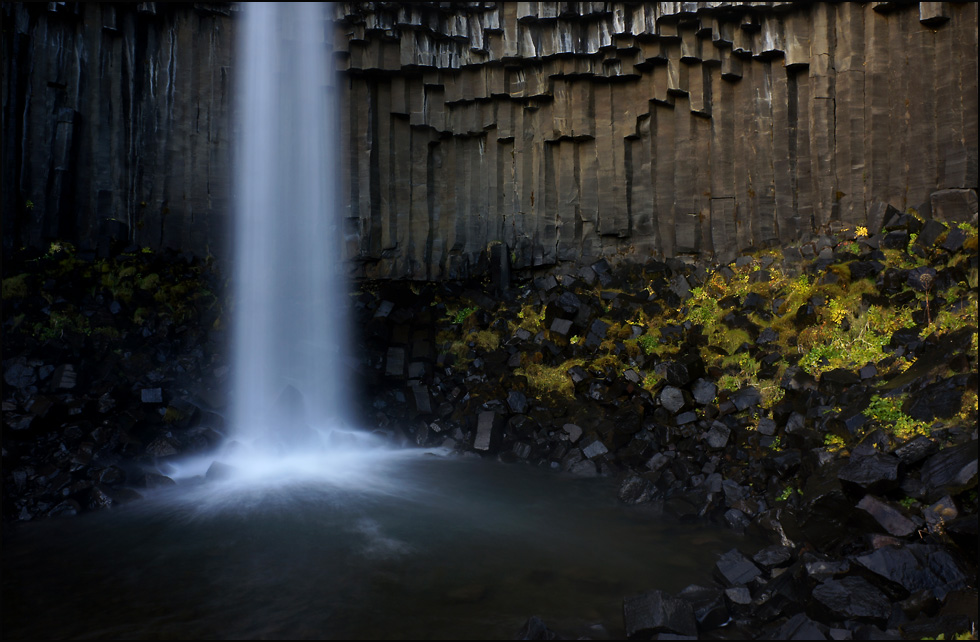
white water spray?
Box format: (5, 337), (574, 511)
(226, 2), (373, 472)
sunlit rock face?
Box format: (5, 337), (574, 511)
(4, 2), (978, 276)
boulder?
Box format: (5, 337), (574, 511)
(837, 453), (901, 495)
(919, 441), (978, 502)
(854, 543), (969, 601)
(714, 548), (762, 587)
(856, 495), (919, 537)
(623, 590), (697, 639)
(811, 576), (890, 622)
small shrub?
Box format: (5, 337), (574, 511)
(776, 485), (797, 501)
(824, 434), (846, 452)
(451, 306), (478, 324)
(865, 394), (930, 440)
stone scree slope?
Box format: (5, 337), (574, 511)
(3, 2), (978, 277)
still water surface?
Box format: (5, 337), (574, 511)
(3, 454), (751, 639)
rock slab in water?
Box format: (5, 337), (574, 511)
(623, 589), (697, 638)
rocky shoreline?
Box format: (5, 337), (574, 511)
(3, 209), (977, 639)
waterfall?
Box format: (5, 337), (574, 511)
(230, 2), (354, 456)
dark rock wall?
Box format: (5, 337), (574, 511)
(2, 2), (235, 259)
(336, 1), (978, 279)
(4, 2), (978, 278)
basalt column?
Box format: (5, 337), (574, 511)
(334, 1), (978, 279)
(4, 3), (977, 274)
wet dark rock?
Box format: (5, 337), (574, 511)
(903, 380), (963, 421)
(714, 548), (762, 587)
(767, 612), (830, 640)
(768, 449), (802, 478)
(892, 436), (939, 465)
(561, 423), (583, 443)
(91, 465), (126, 485)
(753, 545), (794, 570)
(724, 508), (751, 531)
(757, 418), (777, 436)
(663, 353), (705, 387)
(691, 378), (717, 406)
(803, 554), (851, 582)
(901, 614), (976, 642)
(940, 228), (966, 253)
(723, 585), (753, 618)
(837, 453), (901, 495)
(856, 495), (919, 537)
(507, 390), (528, 414)
(676, 584), (730, 632)
(618, 474), (658, 505)
(811, 575), (891, 622)
(549, 318), (573, 336)
(669, 274), (692, 301)
(916, 219), (948, 248)
(144, 436), (181, 458)
(85, 486), (114, 510)
(854, 543), (969, 601)
(140, 387), (164, 403)
(781, 366), (819, 393)
(410, 384), (432, 414)
(659, 386), (686, 413)
(566, 458), (597, 477)
(849, 260), (885, 281)
(474, 411), (503, 452)
(675, 411), (697, 426)
(510, 441), (533, 460)
(943, 515), (978, 556)
(722, 311), (760, 337)
(50, 364), (77, 390)
(623, 589), (697, 639)
(5, 413), (35, 431)
(888, 327), (922, 353)
(821, 368), (861, 388)
(919, 441), (978, 502)
(881, 230), (910, 250)
(756, 327), (778, 345)
(46, 499), (82, 518)
(4, 358), (38, 389)
(794, 302), (819, 328)
(704, 422), (731, 450)
(580, 436), (609, 460)
(730, 386), (761, 412)
(584, 319), (609, 349)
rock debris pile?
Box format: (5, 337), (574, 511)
(2, 208), (977, 639)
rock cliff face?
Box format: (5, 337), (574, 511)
(2, 2), (236, 259)
(4, 2), (978, 279)
(335, 1), (978, 279)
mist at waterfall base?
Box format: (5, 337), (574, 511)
(1, 4), (756, 639)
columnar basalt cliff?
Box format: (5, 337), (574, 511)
(2, 2), (236, 259)
(3, 2), (978, 278)
(334, 1), (978, 278)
